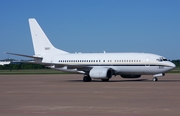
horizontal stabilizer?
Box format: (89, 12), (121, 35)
(5, 52), (43, 59)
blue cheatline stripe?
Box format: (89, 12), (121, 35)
(62, 64), (171, 67)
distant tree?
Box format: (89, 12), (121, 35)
(171, 60), (180, 68)
(0, 63), (46, 70)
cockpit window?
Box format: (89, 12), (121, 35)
(157, 59), (161, 62)
(163, 59), (168, 61)
(157, 57), (163, 62)
(157, 57), (168, 62)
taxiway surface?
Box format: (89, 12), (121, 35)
(0, 74), (180, 116)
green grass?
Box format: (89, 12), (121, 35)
(0, 69), (69, 75)
(168, 69), (180, 73)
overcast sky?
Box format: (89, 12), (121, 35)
(0, 0), (180, 60)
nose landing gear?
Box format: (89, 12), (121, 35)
(152, 73), (164, 82)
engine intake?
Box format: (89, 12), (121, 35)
(89, 68), (113, 79)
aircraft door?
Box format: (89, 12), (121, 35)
(145, 57), (150, 67)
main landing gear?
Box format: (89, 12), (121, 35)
(83, 75), (92, 82)
(83, 75), (110, 82)
(152, 77), (158, 82)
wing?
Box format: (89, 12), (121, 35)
(29, 61), (93, 73)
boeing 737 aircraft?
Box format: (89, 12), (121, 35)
(6, 18), (176, 82)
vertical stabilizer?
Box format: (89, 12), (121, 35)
(29, 18), (69, 56)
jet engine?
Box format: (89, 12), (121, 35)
(120, 75), (141, 78)
(89, 68), (113, 79)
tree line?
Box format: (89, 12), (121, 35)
(0, 63), (46, 70)
(0, 60), (179, 70)
(171, 60), (180, 68)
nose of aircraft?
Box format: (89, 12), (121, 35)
(169, 61), (176, 69)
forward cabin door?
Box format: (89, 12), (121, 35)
(145, 57), (150, 67)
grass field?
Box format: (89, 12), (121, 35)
(0, 68), (180, 75)
(168, 69), (180, 73)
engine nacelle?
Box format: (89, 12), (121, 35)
(89, 68), (113, 79)
(120, 75), (141, 78)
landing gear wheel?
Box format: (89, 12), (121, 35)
(83, 76), (92, 82)
(101, 79), (109, 82)
(152, 77), (158, 82)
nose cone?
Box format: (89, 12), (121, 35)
(169, 62), (176, 69)
(164, 62), (176, 73)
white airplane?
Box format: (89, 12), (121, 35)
(6, 18), (176, 82)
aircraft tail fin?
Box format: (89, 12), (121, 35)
(28, 18), (69, 56)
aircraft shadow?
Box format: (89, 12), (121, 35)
(67, 79), (180, 83)
(155, 80), (180, 82)
(67, 79), (148, 82)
